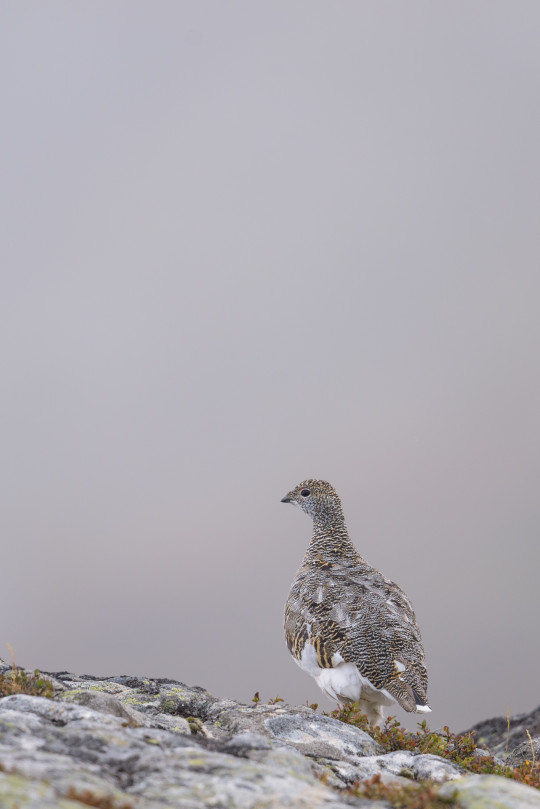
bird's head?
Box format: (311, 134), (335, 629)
(281, 479), (344, 523)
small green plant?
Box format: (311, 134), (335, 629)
(332, 704), (540, 790)
(0, 648), (53, 699)
(186, 716), (204, 734)
(251, 692), (284, 705)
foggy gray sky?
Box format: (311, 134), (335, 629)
(2, 2), (539, 731)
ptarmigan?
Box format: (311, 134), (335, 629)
(282, 479), (431, 726)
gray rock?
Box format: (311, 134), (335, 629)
(0, 686), (373, 808)
(66, 687), (192, 734)
(0, 769), (158, 809)
(265, 711), (382, 761)
(130, 744), (364, 809)
(63, 689), (146, 721)
(327, 749), (462, 786)
(439, 773), (540, 807)
(462, 704), (540, 757)
(329, 749), (415, 784)
(412, 752), (463, 782)
(158, 683), (218, 719)
(509, 736), (540, 767)
(0, 771), (80, 809)
(2, 668), (538, 808)
(224, 731), (272, 754)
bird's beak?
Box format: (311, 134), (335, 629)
(281, 495), (292, 503)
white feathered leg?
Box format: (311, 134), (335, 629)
(357, 697), (384, 727)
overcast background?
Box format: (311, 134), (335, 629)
(2, 2), (539, 732)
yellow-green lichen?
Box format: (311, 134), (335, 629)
(88, 684), (127, 695)
(166, 688), (190, 697)
(58, 688), (85, 701)
(123, 695), (155, 706)
(187, 758), (206, 768)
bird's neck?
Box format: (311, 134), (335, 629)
(305, 514), (359, 560)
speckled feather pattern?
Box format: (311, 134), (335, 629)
(282, 479), (430, 716)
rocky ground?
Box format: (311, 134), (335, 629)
(463, 704), (540, 762)
(0, 661), (539, 808)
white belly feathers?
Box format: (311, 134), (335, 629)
(294, 640), (395, 707)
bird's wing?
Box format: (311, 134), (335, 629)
(285, 557), (429, 711)
(332, 560), (430, 709)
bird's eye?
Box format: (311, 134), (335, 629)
(300, 488), (311, 497)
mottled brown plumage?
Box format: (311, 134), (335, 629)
(282, 479), (430, 725)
